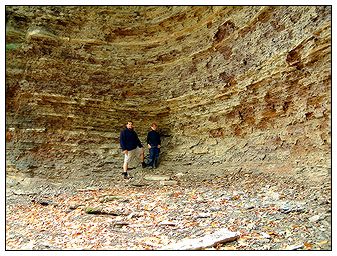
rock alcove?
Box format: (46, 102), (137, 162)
(6, 6), (331, 181)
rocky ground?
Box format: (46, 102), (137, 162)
(6, 163), (332, 250)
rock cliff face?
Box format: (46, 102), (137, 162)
(6, 6), (331, 179)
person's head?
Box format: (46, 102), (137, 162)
(126, 121), (134, 130)
(151, 122), (158, 130)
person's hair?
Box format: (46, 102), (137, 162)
(127, 121), (133, 124)
(151, 122), (157, 127)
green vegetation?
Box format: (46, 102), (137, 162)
(6, 43), (20, 51)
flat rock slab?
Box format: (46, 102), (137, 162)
(159, 221), (178, 226)
(160, 228), (240, 250)
(144, 175), (171, 181)
(159, 180), (178, 186)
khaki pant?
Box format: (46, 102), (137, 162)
(123, 147), (143, 166)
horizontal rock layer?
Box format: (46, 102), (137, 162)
(6, 6), (331, 179)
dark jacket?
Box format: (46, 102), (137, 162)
(120, 128), (143, 151)
(147, 130), (161, 147)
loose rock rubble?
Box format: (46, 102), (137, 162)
(6, 163), (331, 250)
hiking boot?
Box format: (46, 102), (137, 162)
(122, 172), (129, 179)
(142, 162), (147, 168)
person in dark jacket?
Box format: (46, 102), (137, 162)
(120, 121), (146, 179)
(146, 122), (161, 169)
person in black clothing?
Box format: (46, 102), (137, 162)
(147, 122), (161, 169)
(120, 121), (146, 179)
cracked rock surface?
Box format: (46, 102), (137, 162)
(6, 6), (331, 180)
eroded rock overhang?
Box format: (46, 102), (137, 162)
(5, 6), (331, 179)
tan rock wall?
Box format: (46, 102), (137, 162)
(6, 6), (331, 178)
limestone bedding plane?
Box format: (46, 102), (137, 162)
(5, 6), (331, 180)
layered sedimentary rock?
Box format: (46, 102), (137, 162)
(6, 6), (331, 179)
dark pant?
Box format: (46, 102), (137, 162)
(148, 147), (160, 167)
